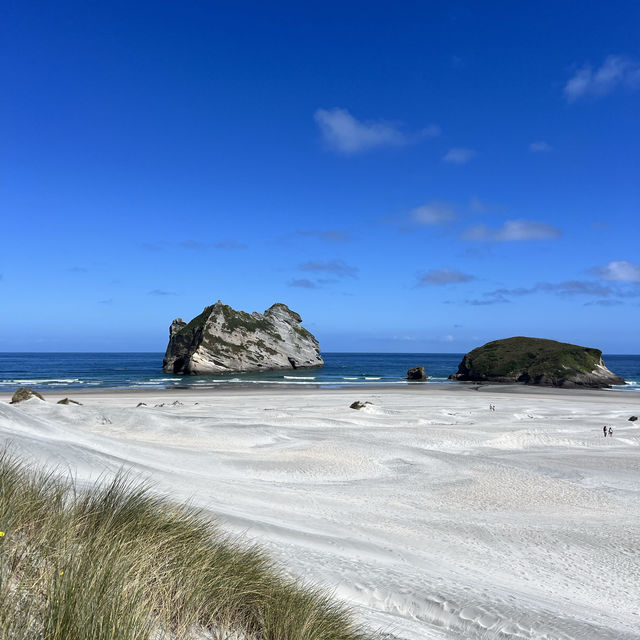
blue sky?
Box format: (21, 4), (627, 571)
(2, 1), (639, 352)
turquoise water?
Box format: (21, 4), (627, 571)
(0, 352), (638, 392)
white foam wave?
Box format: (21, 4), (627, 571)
(283, 376), (316, 380)
(0, 378), (85, 386)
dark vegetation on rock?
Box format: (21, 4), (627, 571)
(57, 398), (82, 405)
(10, 388), (44, 404)
(449, 336), (624, 389)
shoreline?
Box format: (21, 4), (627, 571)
(2, 380), (638, 404)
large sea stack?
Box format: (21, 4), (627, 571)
(449, 336), (624, 388)
(163, 301), (323, 375)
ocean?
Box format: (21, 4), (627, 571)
(0, 352), (639, 393)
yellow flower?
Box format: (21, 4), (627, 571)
(0, 531), (5, 537)
(59, 570), (64, 576)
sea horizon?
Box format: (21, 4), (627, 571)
(2, 351), (639, 393)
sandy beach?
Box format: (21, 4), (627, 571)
(1, 385), (639, 639)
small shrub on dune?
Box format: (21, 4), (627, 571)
(0, 451), (373, 640)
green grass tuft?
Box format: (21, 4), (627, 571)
(0, 451), (374, 640)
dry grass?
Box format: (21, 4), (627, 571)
(0, 451), (374, 640)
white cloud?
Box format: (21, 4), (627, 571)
(409, 201), (456, 226)
(529, 141), (552, 152)
(462, 219), (561, 242)
(443, 148), (476, 164)
(418, 267), (474, 285)
(564, 55), (640, 102)
(299, 259), (358, 278)
(314, 108), (438, 154)
(592, 260), (640, 282)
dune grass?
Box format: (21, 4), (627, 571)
(0, 451), (374, 640)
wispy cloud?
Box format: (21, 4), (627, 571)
(564, 55), (640, 102)
(470, 197), (488, 213)
(314, 107), (439, 154)
(299, 259), (358, 278)
(529, 141), (552, 152)
(68, 266), (88, 273)
(288, 279), (319, 289)
(409, 201), (456, 226)
(468, 281), (616, 307)
(418, 267), (474, 286)
(591, 260), (640, 283)
(294, 229), (350, 243)
(179, 240), (209, 250)
(145, 240), (247, 251)
(462, 280), (619, 307)
(443, 148), (476, 164)
(213, 240), (248, 250)
(462, 219), (561, 242)
(584, 299), (623, 307)
(148, 289), (177, 296)
(465, 296), (511, 306)
(141, 242), (163, 251)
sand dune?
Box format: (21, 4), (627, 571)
(1, 387), (639, 639)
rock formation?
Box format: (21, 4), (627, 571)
(407, 366), (427, 381)
(10, 387), (45, 403)
(449, 336), (624, 389)
(163, 301), (324, 375)
(57, 398), (82, 405)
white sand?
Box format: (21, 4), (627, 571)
(1, 386), (639, 639)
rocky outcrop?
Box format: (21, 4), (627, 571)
(57, 398), (82, 405)
(407, 366), (427, 381)
(10, 387), (44, 403)
(163, 301), (324, 375)
(449, 337), (624, 389)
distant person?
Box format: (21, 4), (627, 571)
(603, 425), (607, 437)
(608, 427), (613, 437)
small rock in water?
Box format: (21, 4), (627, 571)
(407, 366), (427, 381)
(57, 397), (82, 405)
(136, 402), (147, 408)
(629, 415), (638, 421)
(350, 400), (372, 410)
(10, 387), (45, 404)
(154, 403), (165, 408)
(171, 400), (183, 406)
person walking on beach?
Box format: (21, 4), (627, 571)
(603, 425), (607, 437)
(608, 426), (613, 437)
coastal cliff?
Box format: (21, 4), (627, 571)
(449, 336), (624, 388)
(163, 301), (323, 375)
